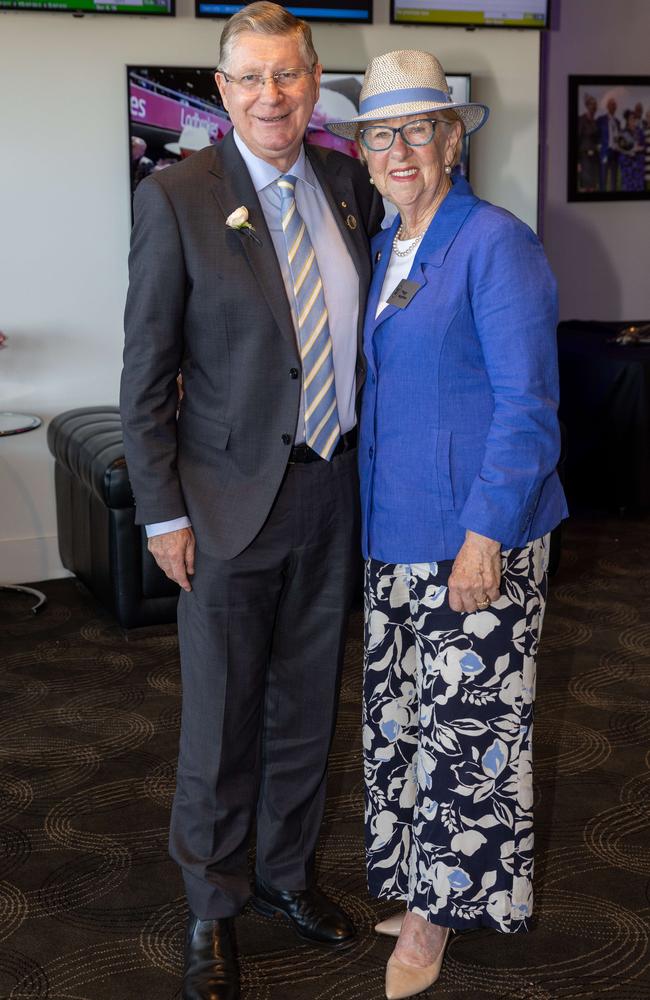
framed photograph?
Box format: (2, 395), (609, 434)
(568, 75), (650, 201)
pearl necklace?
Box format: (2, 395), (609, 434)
(392, 223), (424, 258)
(391, 184), (451, 258)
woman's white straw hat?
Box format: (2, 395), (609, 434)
(325, 50), (489, 140)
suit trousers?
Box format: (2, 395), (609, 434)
(169, 447), (359, 919)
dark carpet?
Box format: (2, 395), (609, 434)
(1, 514), (650, 1000)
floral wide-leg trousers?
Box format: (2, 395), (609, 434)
(363, 536), (549, 933)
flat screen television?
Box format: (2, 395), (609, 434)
(391, 0), (549, 28)
(1, 0), (173, 14)
(127, 65), (471, 223)
(195, 0), (372, 22)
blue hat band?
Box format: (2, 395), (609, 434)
(359, 86), (452, 116)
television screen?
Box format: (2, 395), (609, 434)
(128, 66), (230, 202)
(2, 0), (172, 13)
(195, 0), (371, 22)
(391, 0), (548, 28)
(127, 66), (470, 224)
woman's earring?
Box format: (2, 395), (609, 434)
(369, 177), (375, 185)
(444, 164), (452, 175)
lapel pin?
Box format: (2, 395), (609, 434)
(375, 250), (382, 263)
(346, 214), (357, 230)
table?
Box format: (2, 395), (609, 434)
(0, 412), (42, 436)
(557, 321), (650, 511)
(1, 412), (47, 613)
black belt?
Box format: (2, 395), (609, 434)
(288, 428), (357, 464)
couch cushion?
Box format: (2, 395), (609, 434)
(47, 407), (134, 510)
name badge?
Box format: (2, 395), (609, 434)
(386, 279), (421, 309)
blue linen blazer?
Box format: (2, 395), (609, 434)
(359, 177), (568, 563)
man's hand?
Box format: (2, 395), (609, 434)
(148, 527), (195, 592)
(448, 529), (501, 614)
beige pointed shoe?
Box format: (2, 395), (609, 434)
(374, 911), (407, 937)
(385, 928), (450, 999)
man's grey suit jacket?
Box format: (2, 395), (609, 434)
(121, 130), (383, 559)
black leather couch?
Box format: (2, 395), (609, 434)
(47, 407), (179, 630)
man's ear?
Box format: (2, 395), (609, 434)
(215, 71), (230, 114)
(312, 61), (323, 102)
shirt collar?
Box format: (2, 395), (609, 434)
(232, 129), (315, 193)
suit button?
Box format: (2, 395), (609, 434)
(282, 433), (292, 445)
(289, 368), (299, 379)
(369, 446), (374, 458)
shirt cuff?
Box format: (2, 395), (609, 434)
(146, 516), (192, 537)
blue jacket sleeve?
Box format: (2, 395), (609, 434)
(458, 211), (561, 544)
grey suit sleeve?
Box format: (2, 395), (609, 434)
(120, 176), (188, 525)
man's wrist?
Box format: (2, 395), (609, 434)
(146, 516), (192, 537)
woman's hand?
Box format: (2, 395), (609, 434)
(448, 530), (502, 613)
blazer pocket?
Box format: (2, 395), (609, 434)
(180, 409), (231, 452)
(436, 429), (454, 510)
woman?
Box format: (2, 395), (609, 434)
(618, 108), (645, 192)
(327, 51), (567, 999)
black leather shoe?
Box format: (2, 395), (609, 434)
(250, 878), (356, 949)
(182, 914), (240, 1000)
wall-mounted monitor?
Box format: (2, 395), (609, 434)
(128, 66), (229, 203)
(1, 0), (173, 14)
(391, 0), (549, 28)
(127, 65), (470, 230)
(195, 0), (372, 23)
(128, 66), (470, 197)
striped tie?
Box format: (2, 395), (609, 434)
(277, 174), (340, 461)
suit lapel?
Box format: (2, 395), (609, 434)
(369, 180), (479, 343)
(414, 178), (479, 269)
(208, 132), (296, 347)
(306, 144), (370, 283)
(207, 135), (380, 356)
(366, 219), (400, 338)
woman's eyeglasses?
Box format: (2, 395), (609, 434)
(360, 118), (447, 152)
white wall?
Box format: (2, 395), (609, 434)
(0, 0), (541, 582)
(542, 0), (650, 321)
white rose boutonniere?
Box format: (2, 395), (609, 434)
(225, 206), (261, 245)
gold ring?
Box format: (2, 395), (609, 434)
(476, 599), (490, 609)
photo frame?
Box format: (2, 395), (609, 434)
(568, 75), (650, 201)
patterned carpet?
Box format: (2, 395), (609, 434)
(1, 513), (649, 1000)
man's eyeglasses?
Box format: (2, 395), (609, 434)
(360, 118), (447, 152)
(219, 67), (315, 92)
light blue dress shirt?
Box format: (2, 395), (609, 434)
(147, 131), (359, 538)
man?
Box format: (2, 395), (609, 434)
(597, 96), (621, 192)
(120, 4), (382, 998)
(130, 136), (154, 190)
